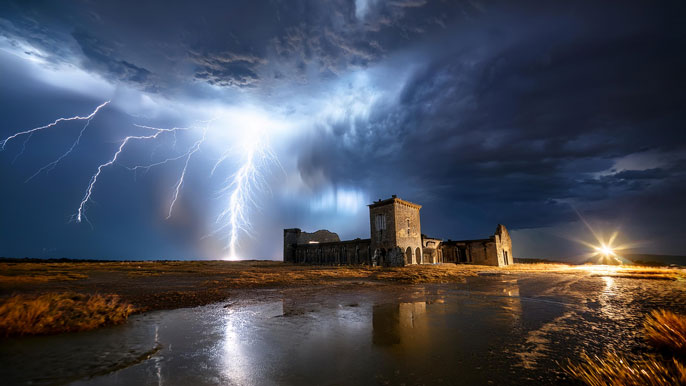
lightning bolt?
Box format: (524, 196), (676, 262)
(213, 128), (279, 259)
(165, 126), (207, 219)
(3, 101), (281, 259)
(74, 124), (206, 224)
(0, 101), (110, 151)
(11, 133), (33, 164)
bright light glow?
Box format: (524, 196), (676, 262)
(210, 106), (286, 260)
(595, 244), (615, 257)
(571, 209), (633, 265)
(310, 187), (367, 214)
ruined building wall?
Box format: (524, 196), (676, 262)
(284, 197), (513, 267)
(422, 237), (443, 264)
(291, 239), (372, 265)
(494, 224), (513, 266)
(284, 228), (371, 265)
(466, 240), (496, 265)
(437, 225), (513, 266)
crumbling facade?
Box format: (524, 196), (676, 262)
(283, 195), (513, 267)
(429, 224), (513, 266)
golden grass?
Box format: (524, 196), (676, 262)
(205, 264), (480, 288)
(0, 292), (134, 337)
(567, 309), (686, 385)
(645, 310), (686, 356)
(566, 352), (686, 386)
(0, 272), (88, 284)
(1, 261), (682, 287)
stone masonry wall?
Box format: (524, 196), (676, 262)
(291, 239), (371, 265)
(392, 201), (423, 264)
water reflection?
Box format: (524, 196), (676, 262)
(372, 302), (427, 346)
(4, 273), (677, 386)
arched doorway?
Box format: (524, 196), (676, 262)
(405, 247), (412, 265)
(415, 247), (422, 264)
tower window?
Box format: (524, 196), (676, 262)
(406, 218), (410, 236)
(375, 214), (386, 231)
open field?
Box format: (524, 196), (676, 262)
(2, 261), (684, 311)
(1, 261), (684, 336)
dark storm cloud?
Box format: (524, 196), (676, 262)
(71, 30), (155, 89)
(0, 0), (475, 91)
(190, 50), (265, 87)
(295, 1), (686, 241)
(1, 0), (685, 259)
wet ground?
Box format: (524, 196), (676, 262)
(2, 271), (685, 385)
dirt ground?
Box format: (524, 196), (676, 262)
(1, 260), (683, 312)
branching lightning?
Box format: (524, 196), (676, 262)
(73, 125), (193, 224)
(2, 101), (281, 259)
(165, 126), (207, 219)
(0, 101), (110, 151)
(213, 127), (280, 259)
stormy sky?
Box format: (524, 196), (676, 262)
(0, 1), (684, 261)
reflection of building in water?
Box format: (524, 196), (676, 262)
(372, 302), (427, 346)
(373, 281), (523, 348)
(284, 195), (513, 267)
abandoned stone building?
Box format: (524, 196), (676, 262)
(283, 195), (514, 267)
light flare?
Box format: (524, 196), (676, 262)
(570, 209), (637, 265)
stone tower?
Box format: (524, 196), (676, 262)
(368, 195), (423, 266)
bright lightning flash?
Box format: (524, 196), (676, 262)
(211, 111), (281, 260)
(0, 100), (110, 151)
(2, 101), (284, 259)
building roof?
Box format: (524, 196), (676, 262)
(368, 195), (422, 209)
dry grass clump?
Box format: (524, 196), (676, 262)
(645, 310), (686, 356)
(566, 309), (686, 385)
(566, 352), (686, 386)
(0, 292), (134, 337)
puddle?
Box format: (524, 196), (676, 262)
(2, 273), (685, 385)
